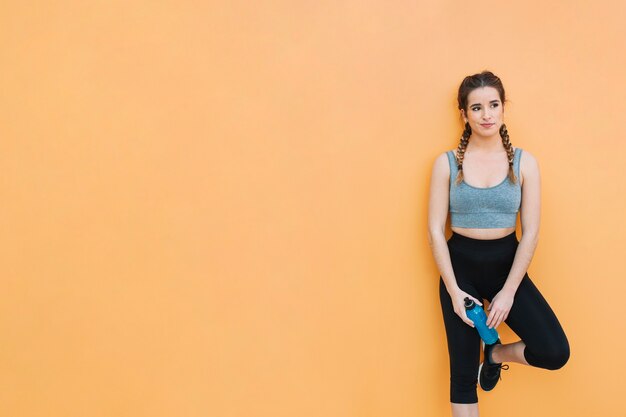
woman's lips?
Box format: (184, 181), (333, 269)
(481, 123), (494, 127)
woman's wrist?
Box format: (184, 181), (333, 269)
(501, 285), (518, 296)
(447, 283), (461, 296)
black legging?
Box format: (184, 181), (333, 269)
(439, 231), (570, 404)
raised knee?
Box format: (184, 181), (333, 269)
(539, 342), (570, 370)
(547, 345), (570, 370)
(525, 336), (570, 370)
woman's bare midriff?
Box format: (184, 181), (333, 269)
(450, 226), (516, 240)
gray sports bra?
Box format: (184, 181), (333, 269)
(447, 148), (523, 228)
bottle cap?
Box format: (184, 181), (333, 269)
(464, 297), (475, 309)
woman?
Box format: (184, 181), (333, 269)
(427, 70), (570, 416)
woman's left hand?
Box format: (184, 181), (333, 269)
(486, 289), (515, 329)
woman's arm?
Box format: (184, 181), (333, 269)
(428, 152), (483, 327)
(485, 150), (541, 329)
(501, 150), (541, 295)
(427, 152), (458, 294)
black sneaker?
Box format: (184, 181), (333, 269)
(478, 339), (510, 391)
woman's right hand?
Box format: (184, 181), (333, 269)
(450, 287), (483, 328)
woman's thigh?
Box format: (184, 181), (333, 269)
(502, 273), (571, 370)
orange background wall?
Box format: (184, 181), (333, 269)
(1, 1), (624, 416)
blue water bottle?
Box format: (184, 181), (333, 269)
(464, 297), (499, 345)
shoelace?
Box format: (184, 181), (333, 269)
(484, 363), (510, 380)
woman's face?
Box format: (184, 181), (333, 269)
(461, 86), (504, 138)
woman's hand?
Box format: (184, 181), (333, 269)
(486, 289), (515, 329)
(450, 287), (483, 328)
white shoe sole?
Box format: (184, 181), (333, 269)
(478, 361), (493, 391)
(478, 341), (486, 390)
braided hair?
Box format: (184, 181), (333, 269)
(453, 70), (518, 186)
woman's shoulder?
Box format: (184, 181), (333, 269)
(518, 147), (538, 167)
(432, 151), (452, 178)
